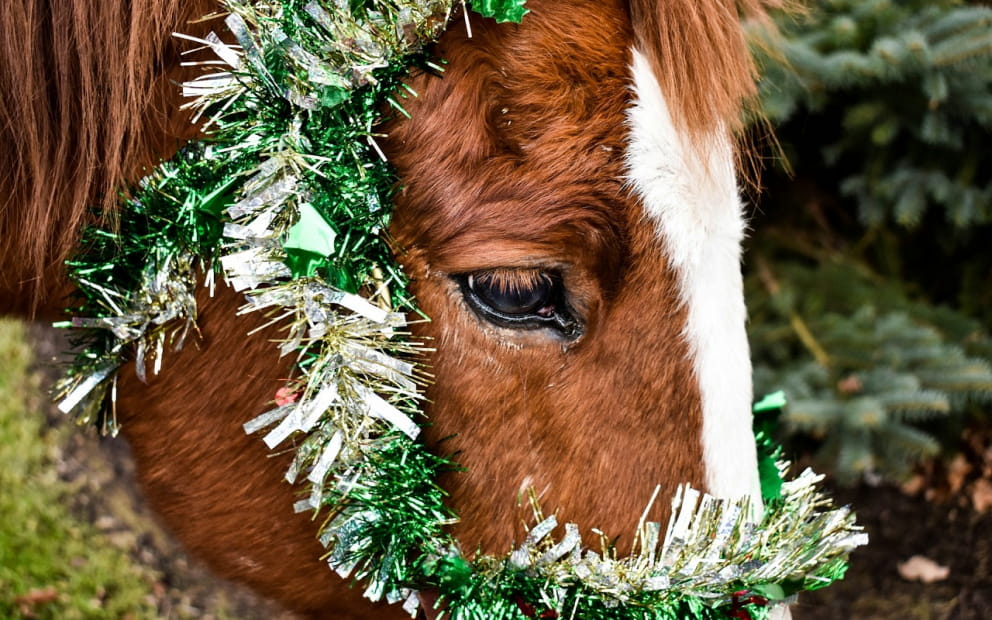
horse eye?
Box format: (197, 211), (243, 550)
(456, 269), (581, 339)
(468, 271), (553, 316)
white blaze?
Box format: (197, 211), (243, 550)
(624, 49), (761, 505)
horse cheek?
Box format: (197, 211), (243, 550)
(115, 284), (408, 620)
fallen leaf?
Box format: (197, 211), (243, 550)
(837, 374), (863, 395)
(901, 474), (925, 496)
(14, 587), (59, 605)
(971, 478), (992, 513)
(15, 587), (59, 618)
(897, 555), (950, 583)
(947, 454), (972, 494)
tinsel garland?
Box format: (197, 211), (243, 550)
(54, 1), (866, 618)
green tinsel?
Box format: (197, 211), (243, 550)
(54, 1), (865, 618)
(471, 0), (528, 23)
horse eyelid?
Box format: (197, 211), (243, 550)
(454, 270), (582, 340)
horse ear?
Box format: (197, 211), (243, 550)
(626, 0), (778, 138)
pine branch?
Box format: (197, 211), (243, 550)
(755, 256), (832, 368)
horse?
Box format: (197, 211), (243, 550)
(0, 0), (781, 618)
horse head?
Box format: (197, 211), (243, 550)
(0, 1), (789, 618)
(385, 0), (764, 556)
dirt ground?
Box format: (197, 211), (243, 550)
(26, 325), (992, 619)
(798, 484), (992, 620)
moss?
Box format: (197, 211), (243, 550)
(0, 319), (158, 619)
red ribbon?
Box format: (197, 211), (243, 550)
(727, 590), (770, 620)
(274, 385), (299, 406)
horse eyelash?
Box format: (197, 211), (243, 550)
(470, 268), (548, 295)
(454, 268), (582, 340)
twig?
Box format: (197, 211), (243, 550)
(755, 255), (832, 368)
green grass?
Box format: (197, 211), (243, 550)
(0, 319), (158, 619)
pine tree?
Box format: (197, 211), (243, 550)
(748, 261), (992, 482)
(747, 0), (992, 482)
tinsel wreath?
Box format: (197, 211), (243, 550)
(53, 1), (866, 618)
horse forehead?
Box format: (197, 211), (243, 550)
(390, 1), (738, 280)
(492, 0), (634, 129)
(427, 4), (632, 162)
(386, 2), (638, 246)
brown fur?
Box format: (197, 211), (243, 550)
(0, 0), (217, 314)
(385, 0), (706, 554)
(0, 1), (774, 618)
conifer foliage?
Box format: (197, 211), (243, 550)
(756, 0), (992, 228)
(748, 0), (992, 482)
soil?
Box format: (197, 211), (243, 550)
(26, 324), (992, 620)
(28, 324), (294, 620)
(797, 484), (992, 620)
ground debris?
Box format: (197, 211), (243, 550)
(970, 478), (992, 513)
(14, 587), (59, 617)
(897, 555), (951, 583)
(797, 483), (992, 620)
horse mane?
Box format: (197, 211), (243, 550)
(0, 0), (216, 312)
(629, 0), (781, 139)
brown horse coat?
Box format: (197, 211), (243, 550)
(1, 1), (778, 618)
